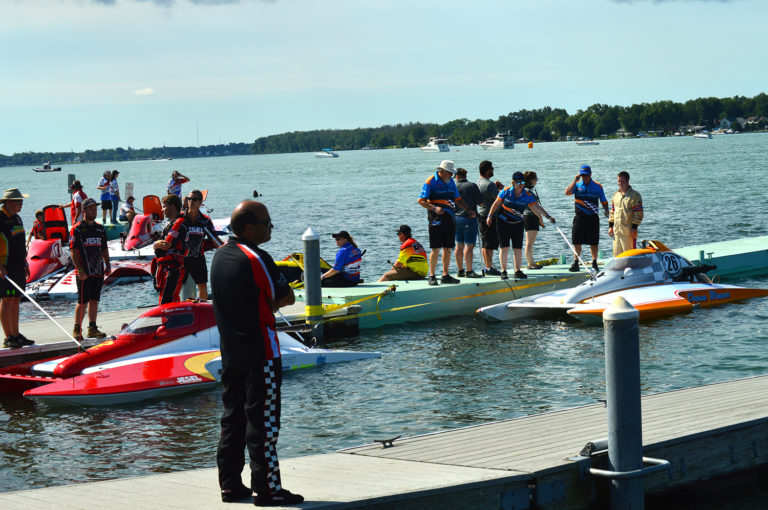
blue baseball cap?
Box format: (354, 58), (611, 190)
(512, 171), (525, 182)
(579, 165), (592, 175)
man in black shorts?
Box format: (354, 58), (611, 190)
(70, 198), (111, 340)
(211, 200), (303, 506)
(564, 165), (609, 272)
(181, 189), (222, 300)
(477, 160), (504, 276)
(418, 160), (469, 285)
(1, 188), (34, 349)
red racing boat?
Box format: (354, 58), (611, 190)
(0, 302), (380, 406)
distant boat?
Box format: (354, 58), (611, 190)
(153, 157), (172, 161)
(33, 162), (61, 172)
(419, 137), (449, 152)
(576, 138), (599, 146)
(480, 133), (515, 150)
(693, 131), (712, 139)
(314, 149), (339, 158)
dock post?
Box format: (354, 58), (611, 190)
(603, 296), (643, 510)
(302, 227), (323, 341)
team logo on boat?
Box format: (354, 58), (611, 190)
(176, 375), (203, 384)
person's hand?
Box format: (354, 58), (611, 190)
(608, 227), (614, 238)
(104, 264), (112, 276)
(603, 210), (609, 218)
(0, 264), (8, 278)
(494, 180), (504, 190)
(434, 206), (443, 215)
(155, 240), (170, 251)
(469, 210), (477, 219)
(574, 174), (581, 183)
(77, 270), (88, 281)
(25, 265), (30, 280)
(486, 217), (492, 227)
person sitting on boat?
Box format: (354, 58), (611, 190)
(167, 170), (190, 198)
(487, 171), (555, 280)
(26, 210), (46, 247)
(152, 194), (187, 304)
(379, 225), (428, 282)
(97, 171), (111, 224)
(321, 230), (362, 287)
(118, 196), (137, 225)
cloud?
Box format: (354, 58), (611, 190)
(135, 88), (156, 96)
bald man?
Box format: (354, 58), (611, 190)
(210, 201), (303, 506)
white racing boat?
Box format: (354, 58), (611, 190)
(477, 241), (768, 324)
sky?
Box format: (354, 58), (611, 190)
(1, 0), (766, 154)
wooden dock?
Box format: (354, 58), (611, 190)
(2, 374), (767, 509)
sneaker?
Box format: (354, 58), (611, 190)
(254, 488), (304, 507)
(73, 325), (83, 341)
(221, 485), (253, 503)
(457, 269), (465, 277)
(592, 260), (599, 271)
(15, 333), (34, 346)
(465, 270), (482, 278)
(428, 275), (439, 286)
(500, 271), (508, 280)
(485, 267), (501, 276)
(569, 261), (580, 272)
(527, 264), (543, 270)
(514, 270), (528, 279)
(441, 274), (460, 284)
(87, 325), (107, 339)
(3, 336), (23, 349)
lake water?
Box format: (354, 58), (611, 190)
(2, 134), (768, 493)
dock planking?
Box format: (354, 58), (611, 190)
(2, 375), (768, 509)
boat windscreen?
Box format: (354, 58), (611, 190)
(123, 316), (164, 335)
(602, 254), (654, 273)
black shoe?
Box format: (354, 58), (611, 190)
(500, 271), (508, 280)
(514, 270), (528, 279)
(465, 270), (482, 278)
(221, 485), (253, 502)
(569, 261), (580, 272)
(254, 488), (304, 507)
(441, 274), (460, 284)
(3, 336), (23, 349)
(428, 275), (438, 286)
(485, 267), (501, 276)
(15, 334), (34, 346)
(592, 260), (599, 271)
(527, 264), (543, 270)
(457, 269), (465, 277)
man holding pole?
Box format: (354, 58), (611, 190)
(1, 188), (34, 349)
(70, 198), (111, 340)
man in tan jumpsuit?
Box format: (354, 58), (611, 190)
(608, 171), (643, 256)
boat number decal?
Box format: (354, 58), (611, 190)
(662, 253), (683, 276)
(177, 375), (203, 384)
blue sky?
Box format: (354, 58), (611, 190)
(2, 0), (765, 154)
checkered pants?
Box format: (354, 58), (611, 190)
(217, 358), (283, 495)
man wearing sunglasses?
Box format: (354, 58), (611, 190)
(180, 189), (222, 300)
(0, 188), (33, 349)
(565, 164), (609, 272)
(211, 200), (303, 507)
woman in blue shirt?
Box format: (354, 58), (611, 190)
(97, 171), (111, 224)
(487, 172), (554, 280)
(108, 170), (121, 224)
(321, 230), (362, 287)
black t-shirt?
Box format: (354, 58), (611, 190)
(211, 237), (290, 366)
(70, 221), (107, 276)
(0, 206), (26, 269)
(182, 213), (214, 258)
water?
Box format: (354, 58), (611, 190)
(2, 134), (768, 492)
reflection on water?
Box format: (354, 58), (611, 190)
(3, 136), (768, 492)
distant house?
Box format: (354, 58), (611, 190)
(718, 117), (746, 130)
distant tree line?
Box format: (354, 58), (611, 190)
(251, 93), (768, 152)
(2, 94), (767, 166)
(0, 143), (252, 168)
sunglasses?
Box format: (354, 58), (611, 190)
(186, 197), (201, 202)
(514, 180), (525, 185)
(252, 217), (272, 227)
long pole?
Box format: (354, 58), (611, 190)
(4, 275), (82, 348)
(553, 221), (595, 277)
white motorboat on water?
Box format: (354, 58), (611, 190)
(33, 162), (61, 172)
(479, 133), (514, 150)
(419, 137), (449, 152)
(693, 131), (712, 139)
(576, 138), (599, 146)
(314, 149), (339, 158)
(477, 241), (768, 324)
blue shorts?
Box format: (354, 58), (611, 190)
(455, 216), (479, 245)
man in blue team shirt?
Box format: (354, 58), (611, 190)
(418, 160), (469, 285)
(564, 164), (609, 272)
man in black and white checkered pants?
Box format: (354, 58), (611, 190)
(211, 200), (304, 507)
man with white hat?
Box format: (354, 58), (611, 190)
(418, 160), (469, 285)
(0, 188), (34, 349)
